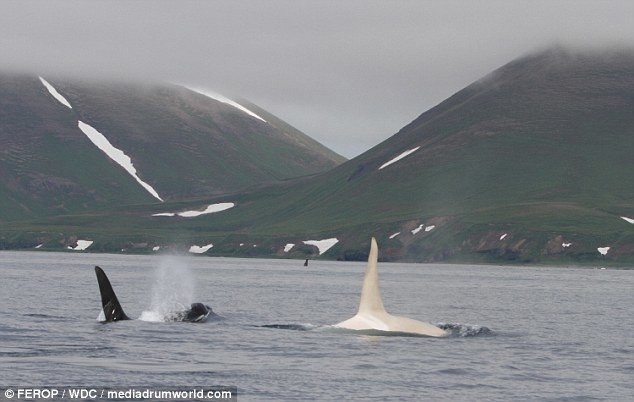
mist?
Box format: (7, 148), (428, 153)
(3, 0), (634, 157)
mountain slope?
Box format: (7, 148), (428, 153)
(0, 73), (345, 221)
(262, 47), (634, 262)
(3, 48), (634, 264)
(0, 74), (155, 220)
(236, 98), (347, 167)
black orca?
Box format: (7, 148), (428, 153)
(167, 302), (214, 323)
(94, 266), (214, 323)
(95, 266), (130, 322)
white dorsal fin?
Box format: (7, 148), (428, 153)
(357, 237), (387, 315)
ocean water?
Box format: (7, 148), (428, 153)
(0, 251), (632, 401)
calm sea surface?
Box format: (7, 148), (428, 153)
(0, 251), (632, 401)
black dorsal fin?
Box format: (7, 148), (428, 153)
(94, 266), (130, 322)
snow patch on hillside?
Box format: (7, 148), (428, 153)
(187, 87), (266, 122)
(179, 203), (235, 217)
(389, 232), (400, 239)
(153, 203), (235, 217)
(77, 121), (163, 202)
(303, 238), (338, 255)
(284, 243), (295, 252)
(189, 244), (213, 254)
(39, 77), (73, 109)
(68, 240), (93, 251)
(621, 216), (634, 224)
(597, 247), (610, 256)
(379, 146), (421, 170)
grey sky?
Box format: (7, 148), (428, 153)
(2, 1), (634, 158)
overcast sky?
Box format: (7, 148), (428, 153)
(2, 1), (634, 158)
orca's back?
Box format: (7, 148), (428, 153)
(184, 303), (212, 322)
(95, 266), (130, 322)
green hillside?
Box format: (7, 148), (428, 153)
(0, 74), (154, 220)
(3, 48), (634, 265)
(0, 74), (345, 221)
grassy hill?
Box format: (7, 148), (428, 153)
(3, 48), (634, 265)
(0, 73), (345, 221)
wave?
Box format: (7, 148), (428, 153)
(138, 309), (221, 323)
(257, 323), (317, 331)
(258, 322), (492, 338)
(23, 313), (68, 321)
(436, 323), (493, 337)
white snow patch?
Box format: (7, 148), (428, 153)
(303, 238), (339, 255)
(597, 247), (610, 256)
(77, 121), (163, 202)
(39, 77), (72, 109)
(411, 224), (424, 235)
(187, 87), (266, 122)
(152, 246), (160, 251)
(425, 225), (436, 232)
(379, 146), (421, 170)
(500, 233), (508, 240)
(153, 203), (235, 217)
(284, 243), (295, 252)
(35, 244), (43, 249)
(68, 240), (93, 251)
(189, 244), (213, 254)
(179, 203), (235, 217)
(239, 243), (244, 247)
(389, 232), (401, 239)
(562, 242), (572, 248)
(621, 216), (634, 224)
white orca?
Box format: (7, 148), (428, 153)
(94, 266), (214, 323)
(334, 238), (448, 337)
